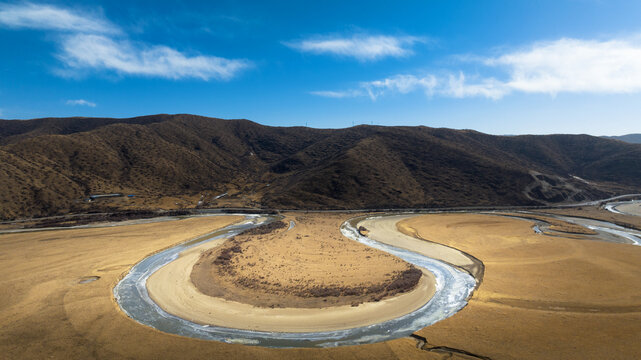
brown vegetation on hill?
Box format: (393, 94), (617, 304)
(1, 114), (640, 219)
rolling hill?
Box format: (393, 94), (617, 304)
(1, 114), (640, 220)
(604, 134), (641, 144)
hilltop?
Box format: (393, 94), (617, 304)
(1, 114), (640, 220)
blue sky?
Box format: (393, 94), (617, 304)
(1, 1), (641, 135)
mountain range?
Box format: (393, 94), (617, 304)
(1, 114), (640, 220)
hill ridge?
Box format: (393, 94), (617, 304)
(1, 114), (640, 220)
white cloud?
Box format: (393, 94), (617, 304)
(315, 35), (641, 101)
(58, 34), (250, 80)
(0, 3), (250, 80)
(66, 99), (96, 107)
(286, 34), (424, 61)
(486, 37), (641, 95)
(0, 2), (118, 34)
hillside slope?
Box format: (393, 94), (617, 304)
(1, 114), (640, 219)
(604, 134), (641, 144)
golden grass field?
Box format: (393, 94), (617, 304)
(1, 209), (641, 359)
(399, 213), (641, 359)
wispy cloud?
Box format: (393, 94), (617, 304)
(59, 34), (250, 80)
(312, 74), (438, 101)
(285, 34), (425, 61)
(66, 99), (96, 107)
(443, 73), (508, 100)
(309, 90), (365, 98)
(314, 35), (641, 100)
(361, 74), (437, 100)
(0, 2), (119, 34)
(313, 73), (467, 101)
(0, 3), (250, 80)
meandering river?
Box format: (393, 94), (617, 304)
(113, 214), (476, 348)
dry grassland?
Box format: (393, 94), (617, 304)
(2, 211), (641, 359)
(399, 213), (641, 359)
(0, 214), (431, 360)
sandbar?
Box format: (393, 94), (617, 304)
(360, 215), (483, 279)
(615, 201), (641, 217)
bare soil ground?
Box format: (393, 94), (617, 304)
(191, 215), (422, 308)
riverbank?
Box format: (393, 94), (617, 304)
(146, 214), (437, 332)
(539, 205), (641, 231)
(609, 201), (641, 217)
